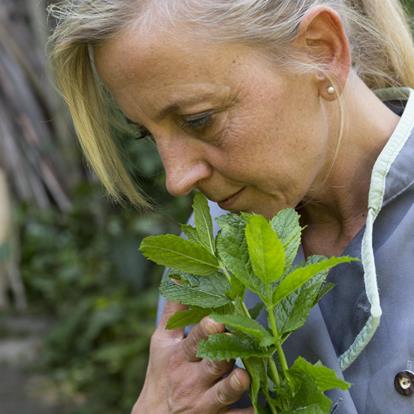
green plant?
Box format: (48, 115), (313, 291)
(140, 193), (355, 413)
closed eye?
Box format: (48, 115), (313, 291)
(181, 112), (214, 131)
(125, 117), (154, 142)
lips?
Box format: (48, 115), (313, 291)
(218, 187), (246, 209)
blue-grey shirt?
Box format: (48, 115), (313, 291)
(157, 87), (414, 413)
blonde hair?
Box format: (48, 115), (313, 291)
(48, 0), (414, 206)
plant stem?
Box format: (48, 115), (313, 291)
(268, 356), (281, 387)
(267, 307), (290, 377)
(219, 261), (233, 284)
(264, 389), (278, 414)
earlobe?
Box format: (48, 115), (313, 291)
(294, 5), (351, 96)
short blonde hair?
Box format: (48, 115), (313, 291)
(48, 0), (414, 206)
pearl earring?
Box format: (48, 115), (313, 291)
(327, 85), (335, 95)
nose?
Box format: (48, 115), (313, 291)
(157, 139), (212, 197)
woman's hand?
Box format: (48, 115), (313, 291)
(132, 301), (254, 414)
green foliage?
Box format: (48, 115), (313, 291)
(165, 307), (211, 329)
(141, 193), (353, 413)
(193, 192), (215, 253)
(140, 235), (219, 275)
(245, 215), (285, 286)
(209, 313), (274, 346)
(159, 272), (232, 308)
(197, 333), (272, 360)
(272, 256), (355, 305)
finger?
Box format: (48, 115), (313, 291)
(180, 317), (224, 362)
(200, 358), (234, 384)
(224, 408), (255, 414)
(157, 301), (187, 338)
(202, 368), (251, 410)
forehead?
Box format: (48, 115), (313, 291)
(94, 26), (270, 107)
(98, 28), (224, 80)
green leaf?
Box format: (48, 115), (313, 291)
(244, 357), (267, 412)
(282, 366), (332, 413)
(197, 333), (271, 360)
(249, 302), (265, 320)
(193, 192), (215, 253)
(273, 256), (356, 305)
(180, 224), (201, 243)
(216, 214), (265, 297)
(140, 234), (219, 276)
(166, 307), (210, 329)
(226, 276), (245, 300)
(292, 357), (351, 392)
(160, 273), (231, 308)
(271, 209), (302, 270)
(315, 282), (335, 303)
(209, 313), (273, 345)
(245, 215), (285, 284)
(275, 256), (329, 335)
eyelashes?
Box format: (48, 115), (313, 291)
(124, 110), (220, 143)
(181, 112), (214, 132)
(125, 117), (154, 142)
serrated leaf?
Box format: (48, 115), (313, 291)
(140, 234), (219, 276)
(193, 192), (215, 253)
(216, 214), (266, 297)
(273, 256), (356, 305)
(166, 307), (210, 329)
(209, 313), (273, 345)
(293, 357), (351, 392)
(180, 224), (201, 243)
(271, 209), (302, 271)
(275, 256), (329, 335)
(197, 333), (271, 360)
(245, 215), (285, 285)
(284, 363), (333, 413)
(160, 273), (231, 308)
(315, 282), (335, 303)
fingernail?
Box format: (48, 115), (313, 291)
(230, 372), (243, 390)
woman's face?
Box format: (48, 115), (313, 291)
(96, 28), (335, 218)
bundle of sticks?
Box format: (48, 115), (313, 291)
(0, 0), (85, 309)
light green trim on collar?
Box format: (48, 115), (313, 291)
(339, 87), (414, 371)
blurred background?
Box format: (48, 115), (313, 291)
(0, 1), (413, 413)
(0, 1), (192, 413)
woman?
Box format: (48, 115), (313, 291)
(48, 1), (414, 412)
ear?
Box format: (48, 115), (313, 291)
(293, 6), (351, 99)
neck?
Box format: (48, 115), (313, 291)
(299, 75), (401, 256)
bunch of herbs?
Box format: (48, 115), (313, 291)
(140, 193), (355, 413)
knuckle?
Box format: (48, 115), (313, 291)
(181, 336), (199, 360)
(205, 359), (226, 377)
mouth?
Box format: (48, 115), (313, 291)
(217, 187), (246, 210)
